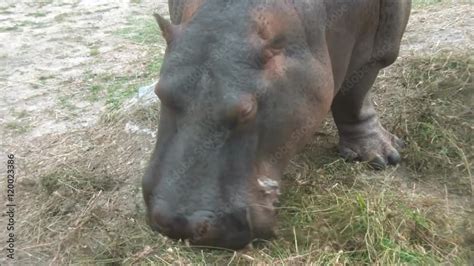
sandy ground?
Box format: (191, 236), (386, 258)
(402, 4), (473, 54)
(0, 0), (472, 264)
(0, 0), (167, 144)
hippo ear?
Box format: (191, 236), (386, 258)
(153, 13), (176, 45)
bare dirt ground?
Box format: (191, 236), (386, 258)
(0, 0), (472, 264)
(0, 0), (168, 142)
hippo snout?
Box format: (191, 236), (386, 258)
(149, 200), (252, 249)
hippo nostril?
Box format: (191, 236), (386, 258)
(151, 200), (192, 240)
(188, 210), (215, 239)
(151, 206), (253, 249)
(195, 221), (210, 238)
(186, 209), (253, 249)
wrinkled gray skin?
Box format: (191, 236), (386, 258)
(143, 0), (411, 249)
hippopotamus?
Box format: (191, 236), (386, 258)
(143, 0), (411, 249)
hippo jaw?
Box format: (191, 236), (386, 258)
(143, 158), (283, 249)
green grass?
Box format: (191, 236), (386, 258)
(4, 121), (32, 134)
(37, 0), (53, 7)
(275, 186), (453, 264)
(83, 17), (164, 109)
(87, 84), (102, 101)
(412, 0), (443, 7)
(39, 74), (55, 81)
(29, 155), (462, 264)
(58, 95), (78, 112)
(146, 54), (164, 77)
(115, 16), (163, 45)
(54, 13), (68, 23)
(12, 110), (29, 119)
(400, 52), (473, 195)
(86, 74), (142, 110)
(28, 11), (48, 17)
(89, 47), (100, 57)
(0, 20), (47, 32)
(86, 73), (156, 111)
(105, 76), (142, 110)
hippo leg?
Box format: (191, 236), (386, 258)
(331, 65), (404, 169)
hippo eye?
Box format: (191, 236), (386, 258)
(226, 94), (257, 128)
(155, 82), (183, 112)
(269, 35), (287, 50)
(237, 97), (257, 123)
(258, 34), (287, 67)
(154, 83), (167, 102)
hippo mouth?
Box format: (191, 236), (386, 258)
(146, 175), (281, 249)
(149, 208), (261, 249)
(257, 176), (281, 198)
(255, 175), (281, 211)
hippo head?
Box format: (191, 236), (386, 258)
(143, 1), (333, 249)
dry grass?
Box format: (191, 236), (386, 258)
(9, 42), (472, 266)
(4, 1), (473, 264)
(400, 52), (473, 194)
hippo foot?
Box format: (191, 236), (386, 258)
(338, 125), (405, 170)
